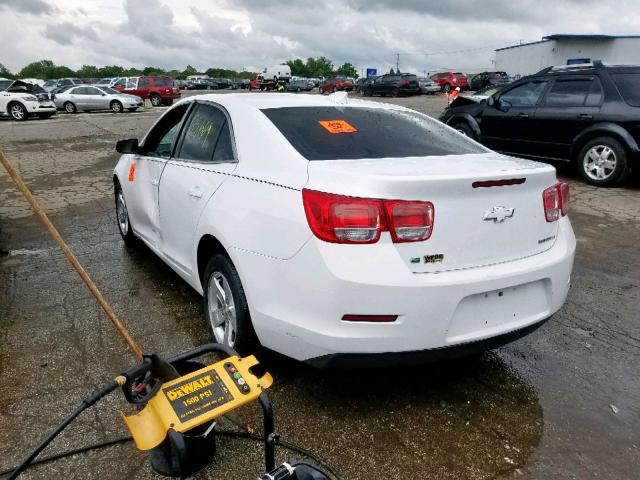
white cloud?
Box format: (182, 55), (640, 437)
(1, 0), (639, 75)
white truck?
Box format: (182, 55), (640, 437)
(0, 79), (57, 121)
(262, 65), (291, 83)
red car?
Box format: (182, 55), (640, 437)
(429, 72), (469, 92)
(113, 76), (180, 106)
(319, 76), (353, 94)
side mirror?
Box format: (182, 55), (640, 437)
(116, 138), (139, 154)
(497, 99), (512, 112)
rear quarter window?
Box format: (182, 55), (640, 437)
(611, 73), (640, 107)
(261, 106), (486, 161)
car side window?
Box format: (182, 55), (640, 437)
(73, 87), (89, 95)
(544, 79), (593, 107)
(500, 81), (548, 107)
(212, 121), (235, 162)
(584, 78), (604, 106)
(138, 79), (150, 87)
(85, 87), (101, 95)
(177, 104), (228, 162)
(143, 103), (190, 158)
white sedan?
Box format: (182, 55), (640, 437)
(113, 93), (575, 367)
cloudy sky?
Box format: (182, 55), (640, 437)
(1, 0), (640, 75)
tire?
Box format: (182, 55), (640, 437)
(443, 83), (451, 93)
(203, 254), (257, 353)
(577, 136), (629, 186)
(391, 87), (400, 97)
(38, 113), (53, 120)
(451, 121), (476, 140)
(110, 100), (123, 113)
(114, 183), (136, 244)
(9, 102), (28, 121)
(150, 94), (162, 107)
(64, 102), (77, 113)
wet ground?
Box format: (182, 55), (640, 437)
(1, 91), (639, 479)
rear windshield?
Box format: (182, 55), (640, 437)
(261, 106), (486, 160)
(154, 78), (174, 86)
(611, 73), (640, 107)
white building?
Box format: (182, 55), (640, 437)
(495, 34), (640, 77)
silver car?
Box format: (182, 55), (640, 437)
(418, 77), (440, 94)
(54, 85), (144, 113)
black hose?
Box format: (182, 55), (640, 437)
(1, 429), (341, 480)
(5, 379), (119, 479)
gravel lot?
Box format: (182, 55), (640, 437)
(0, 90), (639, 479)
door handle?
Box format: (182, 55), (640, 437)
(517, 113), (529, 118)
(188, 188), (203, 199)
(577, 113), (593, 120)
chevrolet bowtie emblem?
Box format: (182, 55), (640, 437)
(483, 206), (515, 222)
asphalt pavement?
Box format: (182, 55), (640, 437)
(0, 91), (639, 479)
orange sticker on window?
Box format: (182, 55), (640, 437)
(128, 163), (136, 183)
(318, 119), (358, 134)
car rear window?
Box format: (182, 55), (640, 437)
(261, 106), (486, 161)
(611, 73), (640, 107)
(154, 78), (174, 87)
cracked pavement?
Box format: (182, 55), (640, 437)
(0, 92), (639, 479)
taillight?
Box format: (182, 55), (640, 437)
(302, 189), (434, 244)
(543, 182), (570, 222)
(402, 79), (409, 86)
(384, 201), (434, 242)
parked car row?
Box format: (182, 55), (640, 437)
(52, 85), (144, 113)
(440, 61), (639, 186)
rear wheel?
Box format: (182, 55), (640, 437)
(203, 254), (257, 353)
(110, 100), (123, 113)
(150, 94), (162, 107)
(578, 136), (629, 186)
(9, 102), (28, 121)
(443, 83), (451, 93)
(64, 102), (77, 113)
(391, 87), (400, 97)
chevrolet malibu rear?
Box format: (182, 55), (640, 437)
(113, 94), (575, 368)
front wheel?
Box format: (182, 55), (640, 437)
(150, 94), (162, 107)
(64, 102), (77, 113)
(578, 137), (629, 186)
(9, 102), (28, 121)
(391, 87), (400, 97)
(443, 83), (451, 93)
(114, 183), (136, 244)
(110, 100), (123, 113)
(451, 121), (476, 140)
(203, 254), (257, 353)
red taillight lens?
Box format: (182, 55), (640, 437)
(302, 189), (384, 244)
(543, 182), (570, 222)
(402, 79), (409, 86)
(302, 189), (434, 244)
(384, 201), (434, 242)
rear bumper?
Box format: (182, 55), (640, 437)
(234, 217), (575, 364)
(307, 317), (548, 368)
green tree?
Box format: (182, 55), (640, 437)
(181, 65), (199, 78)
(76, 65), (100, 78)
(19, 60), (56, 79)
(286, 58), (307, 77)
(98, 65), (125, 78)
(304, 56), (333, 77)
(336, 62), (358, 78)
(0, 63), (14, 79)
(142, 66), (166, 76)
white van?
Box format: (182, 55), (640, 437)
(263, 65), (291, 82)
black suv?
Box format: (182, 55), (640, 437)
(440, 61), (640, 186)
(363, 73), (420, 97)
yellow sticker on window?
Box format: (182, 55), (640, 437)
(318, 119), (358, 134)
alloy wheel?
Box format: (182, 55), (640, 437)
(116, 190), (129, 236)
(583, 145), (617, 181)
(10, 104), (25, 120)
(208, 271), (237, 347)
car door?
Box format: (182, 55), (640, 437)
(68, 86), (88, 109)
(530, 76), (603, 159)
(136, 78), (151, 99)
(158, 102), (238, 276)
(126, 103), (191, 248)
(480, 79), (549, 155)
(83, 86), (108, 110)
